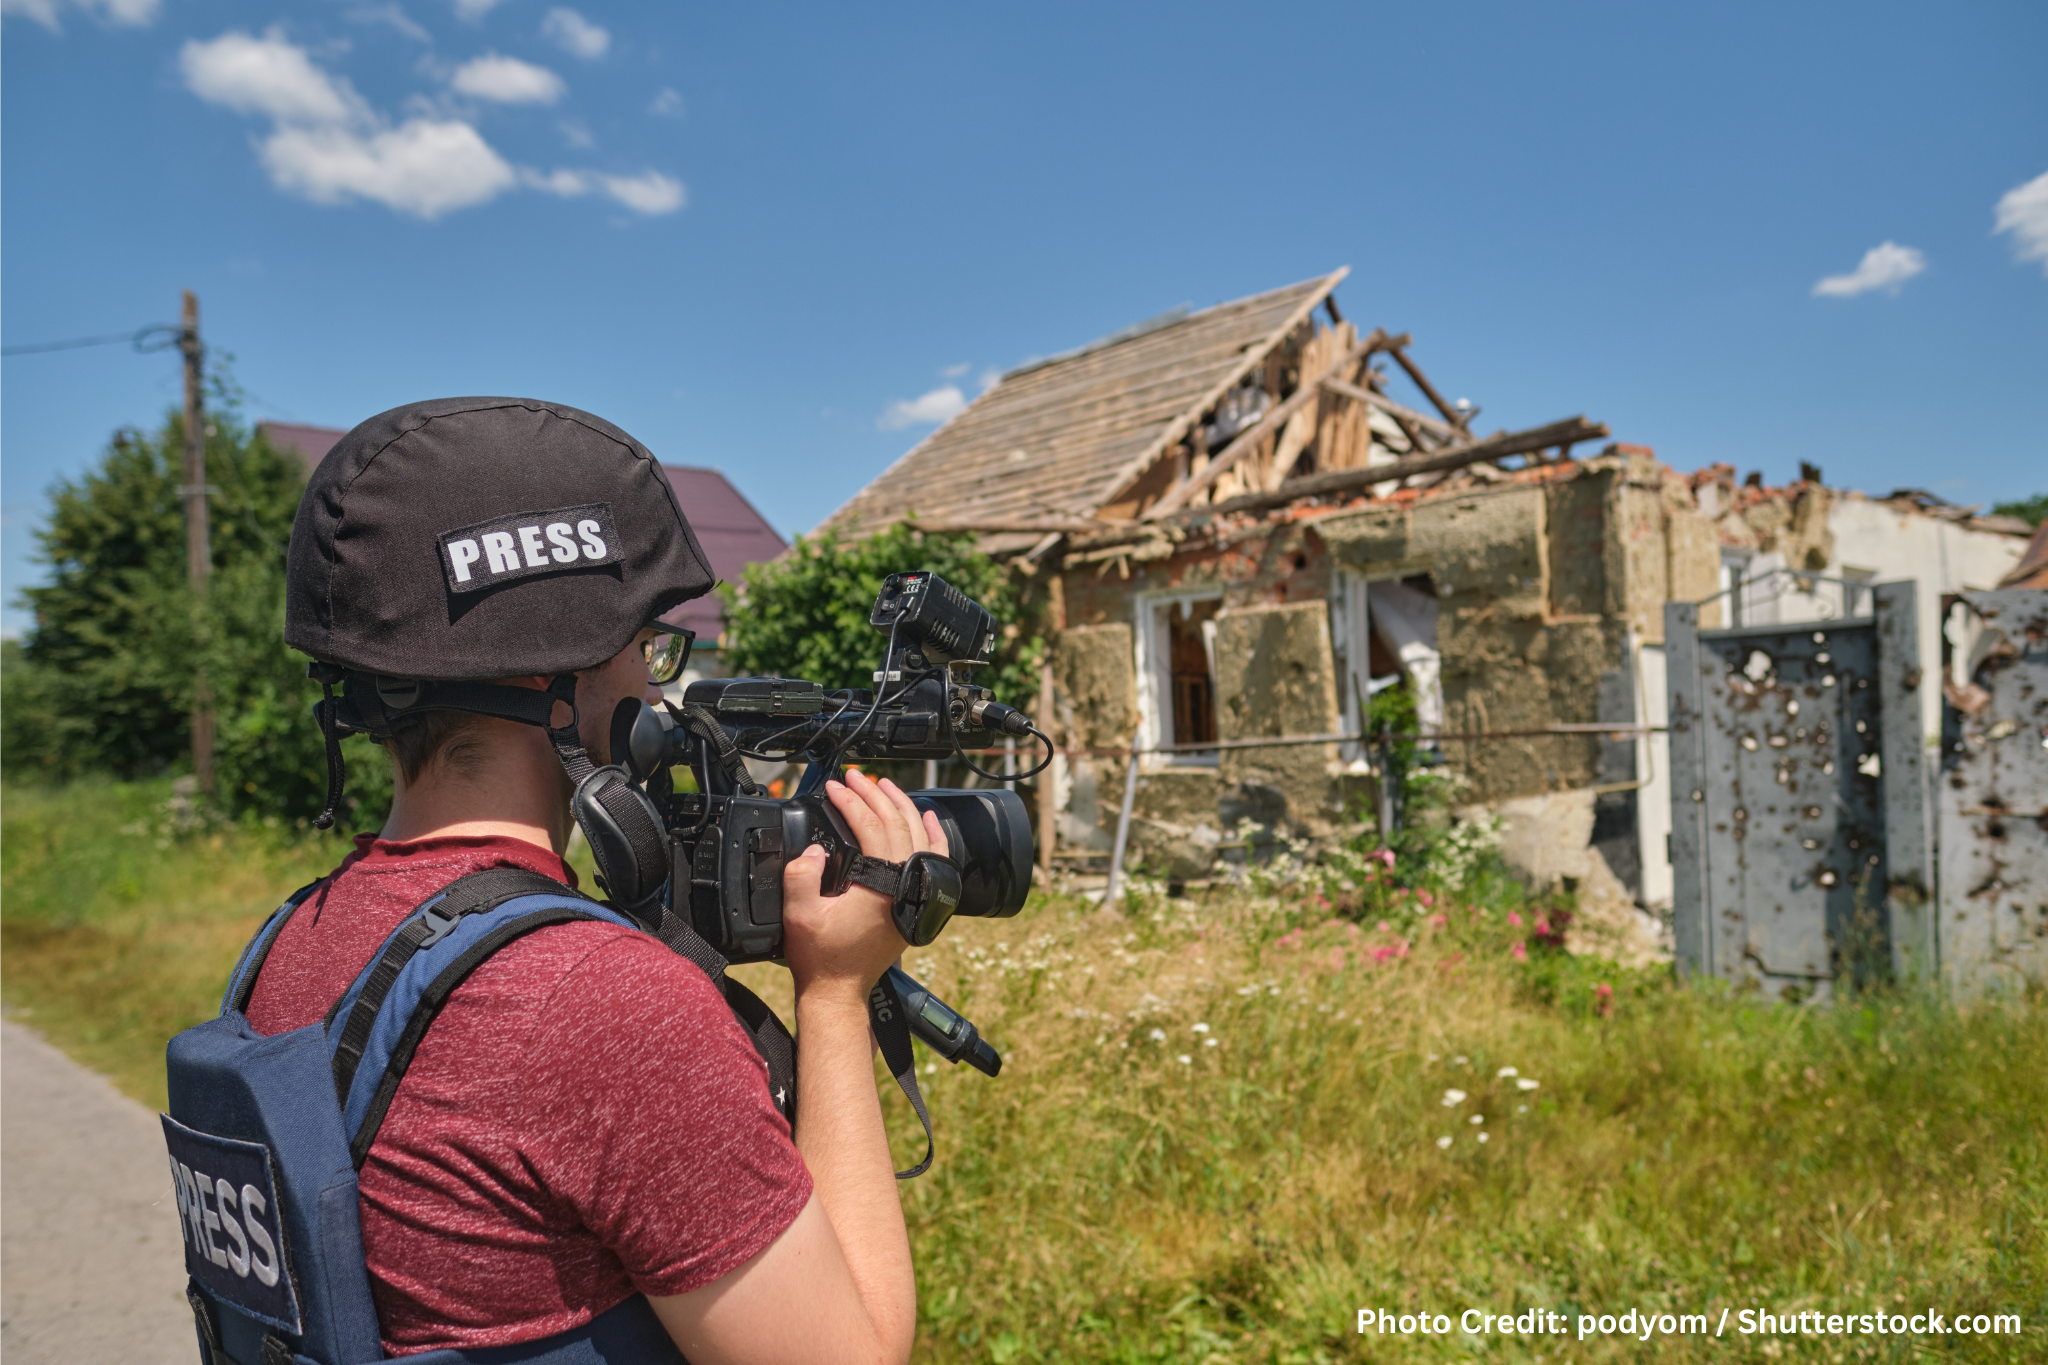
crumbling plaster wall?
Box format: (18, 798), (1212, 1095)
(1214, 599), (1344, 835)
(1045, 456), (1721, 864)
(1050, 523), (1344, 852)
(1319, 457), (1717, 806)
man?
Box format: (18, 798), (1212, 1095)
(255, 397), (925, 1363)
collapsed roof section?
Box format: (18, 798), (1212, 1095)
(816, 268), (1609, 558)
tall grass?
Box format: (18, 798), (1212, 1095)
(5, 779), (2042, 1361)
(1, 779), (342, 1106)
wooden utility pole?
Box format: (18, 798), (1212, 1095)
(179, 290), (215, 794)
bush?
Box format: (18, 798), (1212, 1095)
(718, 522), (1049, 707)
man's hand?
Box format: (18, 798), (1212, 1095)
(780, 769), (949, 1001)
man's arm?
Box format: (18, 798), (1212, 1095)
(649, 769), (938, 1365)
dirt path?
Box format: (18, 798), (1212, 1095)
(2, 1020), (195, 1363)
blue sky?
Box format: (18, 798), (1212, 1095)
(4, 0), (2044, 636)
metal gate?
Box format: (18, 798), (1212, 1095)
(1666, 581), (1930, 999)
(1937, 589), (2048, 994)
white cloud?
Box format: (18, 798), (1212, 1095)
(3, 0), (157, 31)
(453, 0), (501, 19)
(1812, 241), (1926, 298)
(559, 119), (595, 149)
(1993, 170), (2048, 276)
(450, 52), (566, 104)
(522, 166), (685, 215)
(351, 4), (430, 43)
(940, 362), (970, 378)
(541, 6), (608, 58)
(182, 29), (366, 124)
(880, 386), (968, 430)
(649, 87), (684, 117)
(599, 170), (684, 214)
(264, 121), (518, 219)
(978, 368), (1001, 393)
(185, 26), (677, 222)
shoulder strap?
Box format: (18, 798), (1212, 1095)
(220, 880), (324, 1015)
(326, 868), (632, 1168)
(646, 900), (801, 1129)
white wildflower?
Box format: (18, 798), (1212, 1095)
(1452, 1055), (1469, 1066)
(1192, 1022), (1210, 1033)
(1497, 1066), (1518, 1078)
(1436, 1135), (1453, 1150)
(1442, 1089), (1467, 1107)
(1517, 1078), (1540, 1091)
(1149, 1028), (1166, 1042)
(1469, 1114), (1484, 1125)
(1477, 1132), (1489, 1144)
(1204, 1037), (1219, 1048)
(1177, 1054), (1193, 1065)
(1516, 1104), (1527, 1113)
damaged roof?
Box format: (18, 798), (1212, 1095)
(816, 269), (1347, 550)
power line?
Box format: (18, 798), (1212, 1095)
(1, 324), (181, 357)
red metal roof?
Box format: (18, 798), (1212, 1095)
(662, 465), (788, 642)
(258, 422), (346, 474)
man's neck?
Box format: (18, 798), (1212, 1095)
(378, 720), (573, 854)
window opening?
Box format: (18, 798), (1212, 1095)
(1167, 598), (1220, 747)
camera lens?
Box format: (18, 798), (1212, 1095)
(912, 789), (1034, 918)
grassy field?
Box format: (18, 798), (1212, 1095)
(5, 778), (2043, 1362)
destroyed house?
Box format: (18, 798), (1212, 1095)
(819, 270), (2031, 949)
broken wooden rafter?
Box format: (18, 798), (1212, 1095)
(1078, 267), (1353, 519)
(1319, 375), (1453, 441)
(1142, 328), (1398, 521)
(1389, 344), (1471, 433)
(1188, 415), (1610, 520)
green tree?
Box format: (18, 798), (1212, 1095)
(1991, 492), (2048, 527)
(717, 523), (1048, 709)
(3, 388), (389, 828)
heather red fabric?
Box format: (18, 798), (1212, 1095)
(244, 832), (812, 1355)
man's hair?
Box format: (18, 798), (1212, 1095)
(383, 711), (492, 786)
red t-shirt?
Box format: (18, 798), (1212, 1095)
(244, 833), (812, 1355)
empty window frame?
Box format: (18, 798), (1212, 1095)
(1136, 593), (1221, 764)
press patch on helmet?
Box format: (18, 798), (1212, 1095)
(438, 504), (621, 593)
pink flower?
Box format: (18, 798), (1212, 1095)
(1595, 982), (1614, 1017)
(1276, 929), (1304, 950)
(1372, 944), (1398, 964)
(1511, 941), (1527, 961)
(1507, 911), (1524, 928)
(1397, 939), (1411, 959)
(1345, 923), (1362, 939)
(1374, 849), (1396, 867)
(1418, 891), (1435, 908)
(1326, 947), (1347, 971)
(1533, 916), (1551, 937)
(1429, 913), (1448, 929)
(1376, 920), (1392, 933)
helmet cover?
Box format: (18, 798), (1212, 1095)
(285, 397), (713, 680)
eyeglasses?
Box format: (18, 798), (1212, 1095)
(642, 619), (696, 686)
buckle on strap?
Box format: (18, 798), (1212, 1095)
(416, 893), (464, 949)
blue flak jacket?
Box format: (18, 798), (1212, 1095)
(164, 867), (687, 1365)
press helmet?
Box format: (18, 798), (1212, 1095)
(286, 396), (714, 679)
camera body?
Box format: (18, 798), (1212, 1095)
(617, 572), (1041, 965)
(664, 787), (1034, 963)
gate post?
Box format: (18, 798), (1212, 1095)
(1665, 601), (1710, 978)
(1873, 581), (1933, 982)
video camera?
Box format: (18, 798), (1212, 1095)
(607, 572), (1051, 1075)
